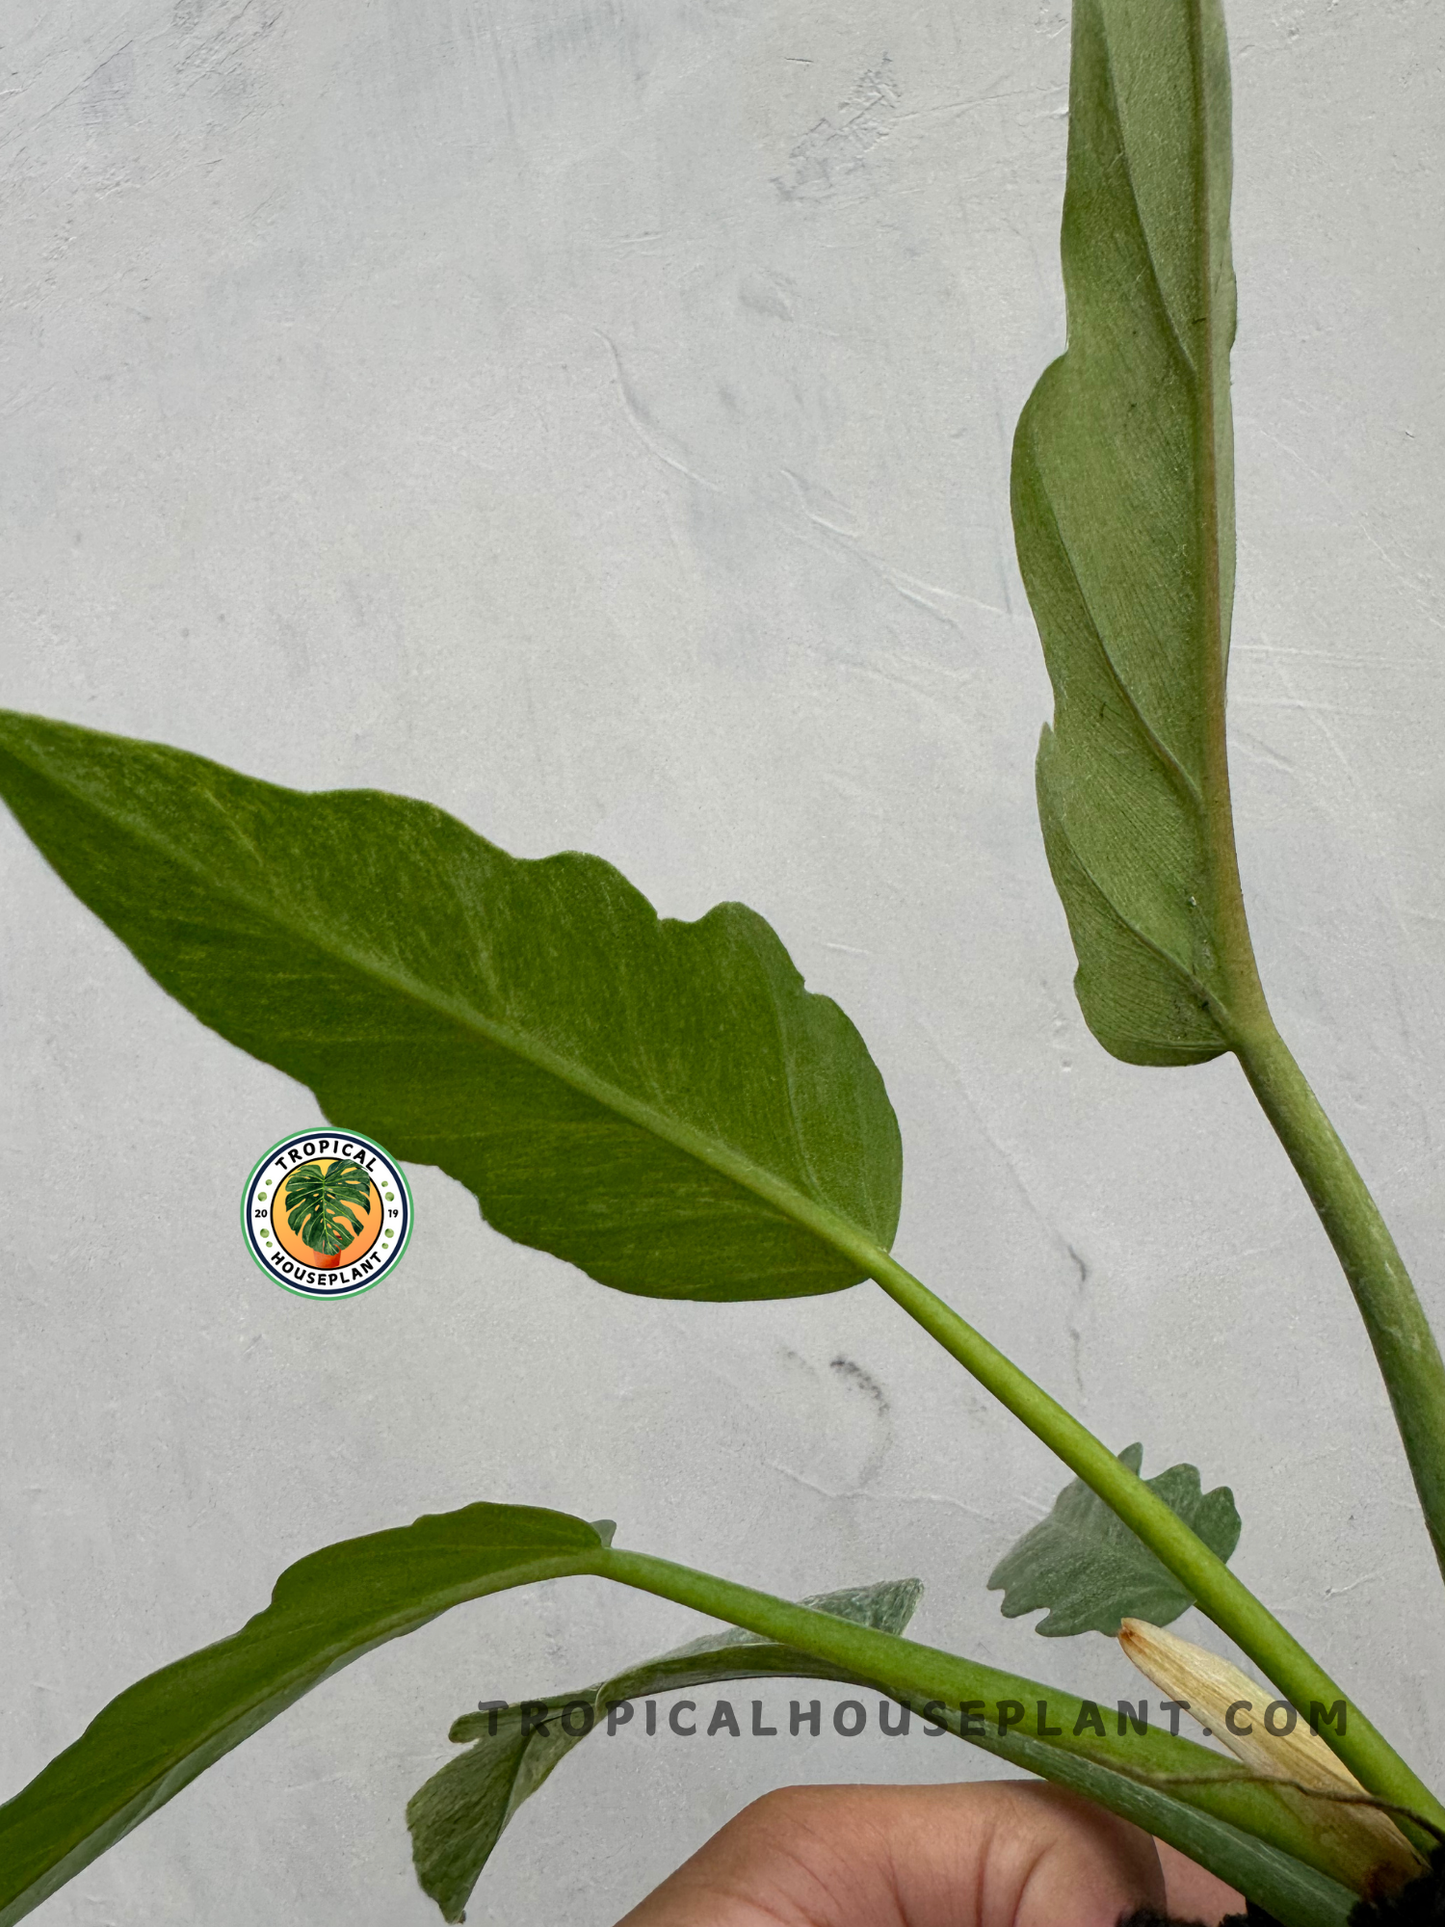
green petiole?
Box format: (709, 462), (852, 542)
(601, 1545), (1367, 1898)
(846, 1247), (1445, 1835)
(1232, 1018), (1445, 1590)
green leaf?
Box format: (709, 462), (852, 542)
(0, 1505), (606, 1927)
(0, 712), (901, 1301)
(1012, 0), (1261, 1066)
(283, 1158), (374, 1255)
(987, 1443), (1241, 1636)
(407, 1577), (924, 1923)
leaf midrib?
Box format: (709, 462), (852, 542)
(1182, 0), (1245, 942)
(30, 749), (885, 1275)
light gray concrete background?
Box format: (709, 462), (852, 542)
(1, 0), (1442, 1920)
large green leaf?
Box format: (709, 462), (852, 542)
(0, 711), (900, 1300)
(0, 1505), (606, 1927)
(1012, 0), (1257, 1066)
(987, 1443), (1241, 1636)
(407, 1577), (924, 1922)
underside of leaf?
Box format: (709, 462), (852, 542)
(407, 1578), (924, 1922)
(1012, 0), (1250, 1066)
(987, 1442), (1241, 1636)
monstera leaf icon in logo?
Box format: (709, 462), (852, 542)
(241, 1129), (412, 1297)
(284, 1159), (374, 1263)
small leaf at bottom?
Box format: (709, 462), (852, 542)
(407, 1577), (923, 1922)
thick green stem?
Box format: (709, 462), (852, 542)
(858, 1251), (1445, 1832)
(1233, 1021), (1445, 1586)
(600, 1546), (1366, 1899)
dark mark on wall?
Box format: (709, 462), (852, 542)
(829, 1355), (889, 1418)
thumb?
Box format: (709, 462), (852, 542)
(617, 1780), (1169, 1927)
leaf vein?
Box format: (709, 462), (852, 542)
(1030, 445), (1206, 814)
(1042, 794), (1215, 1021)
(1096, 29), (1197, 381)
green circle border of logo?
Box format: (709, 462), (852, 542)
(240, 1128), (413, 1299)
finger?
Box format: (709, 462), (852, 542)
(1157, 1840), (1244, 1924)
(617, 1780), (1168, 1927)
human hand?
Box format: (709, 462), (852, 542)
(617, 1781), (1244, 1927)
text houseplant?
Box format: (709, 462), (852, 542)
(1, 0), (1441, 1922)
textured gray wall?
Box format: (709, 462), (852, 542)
(2, 1), (1442, 1921)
